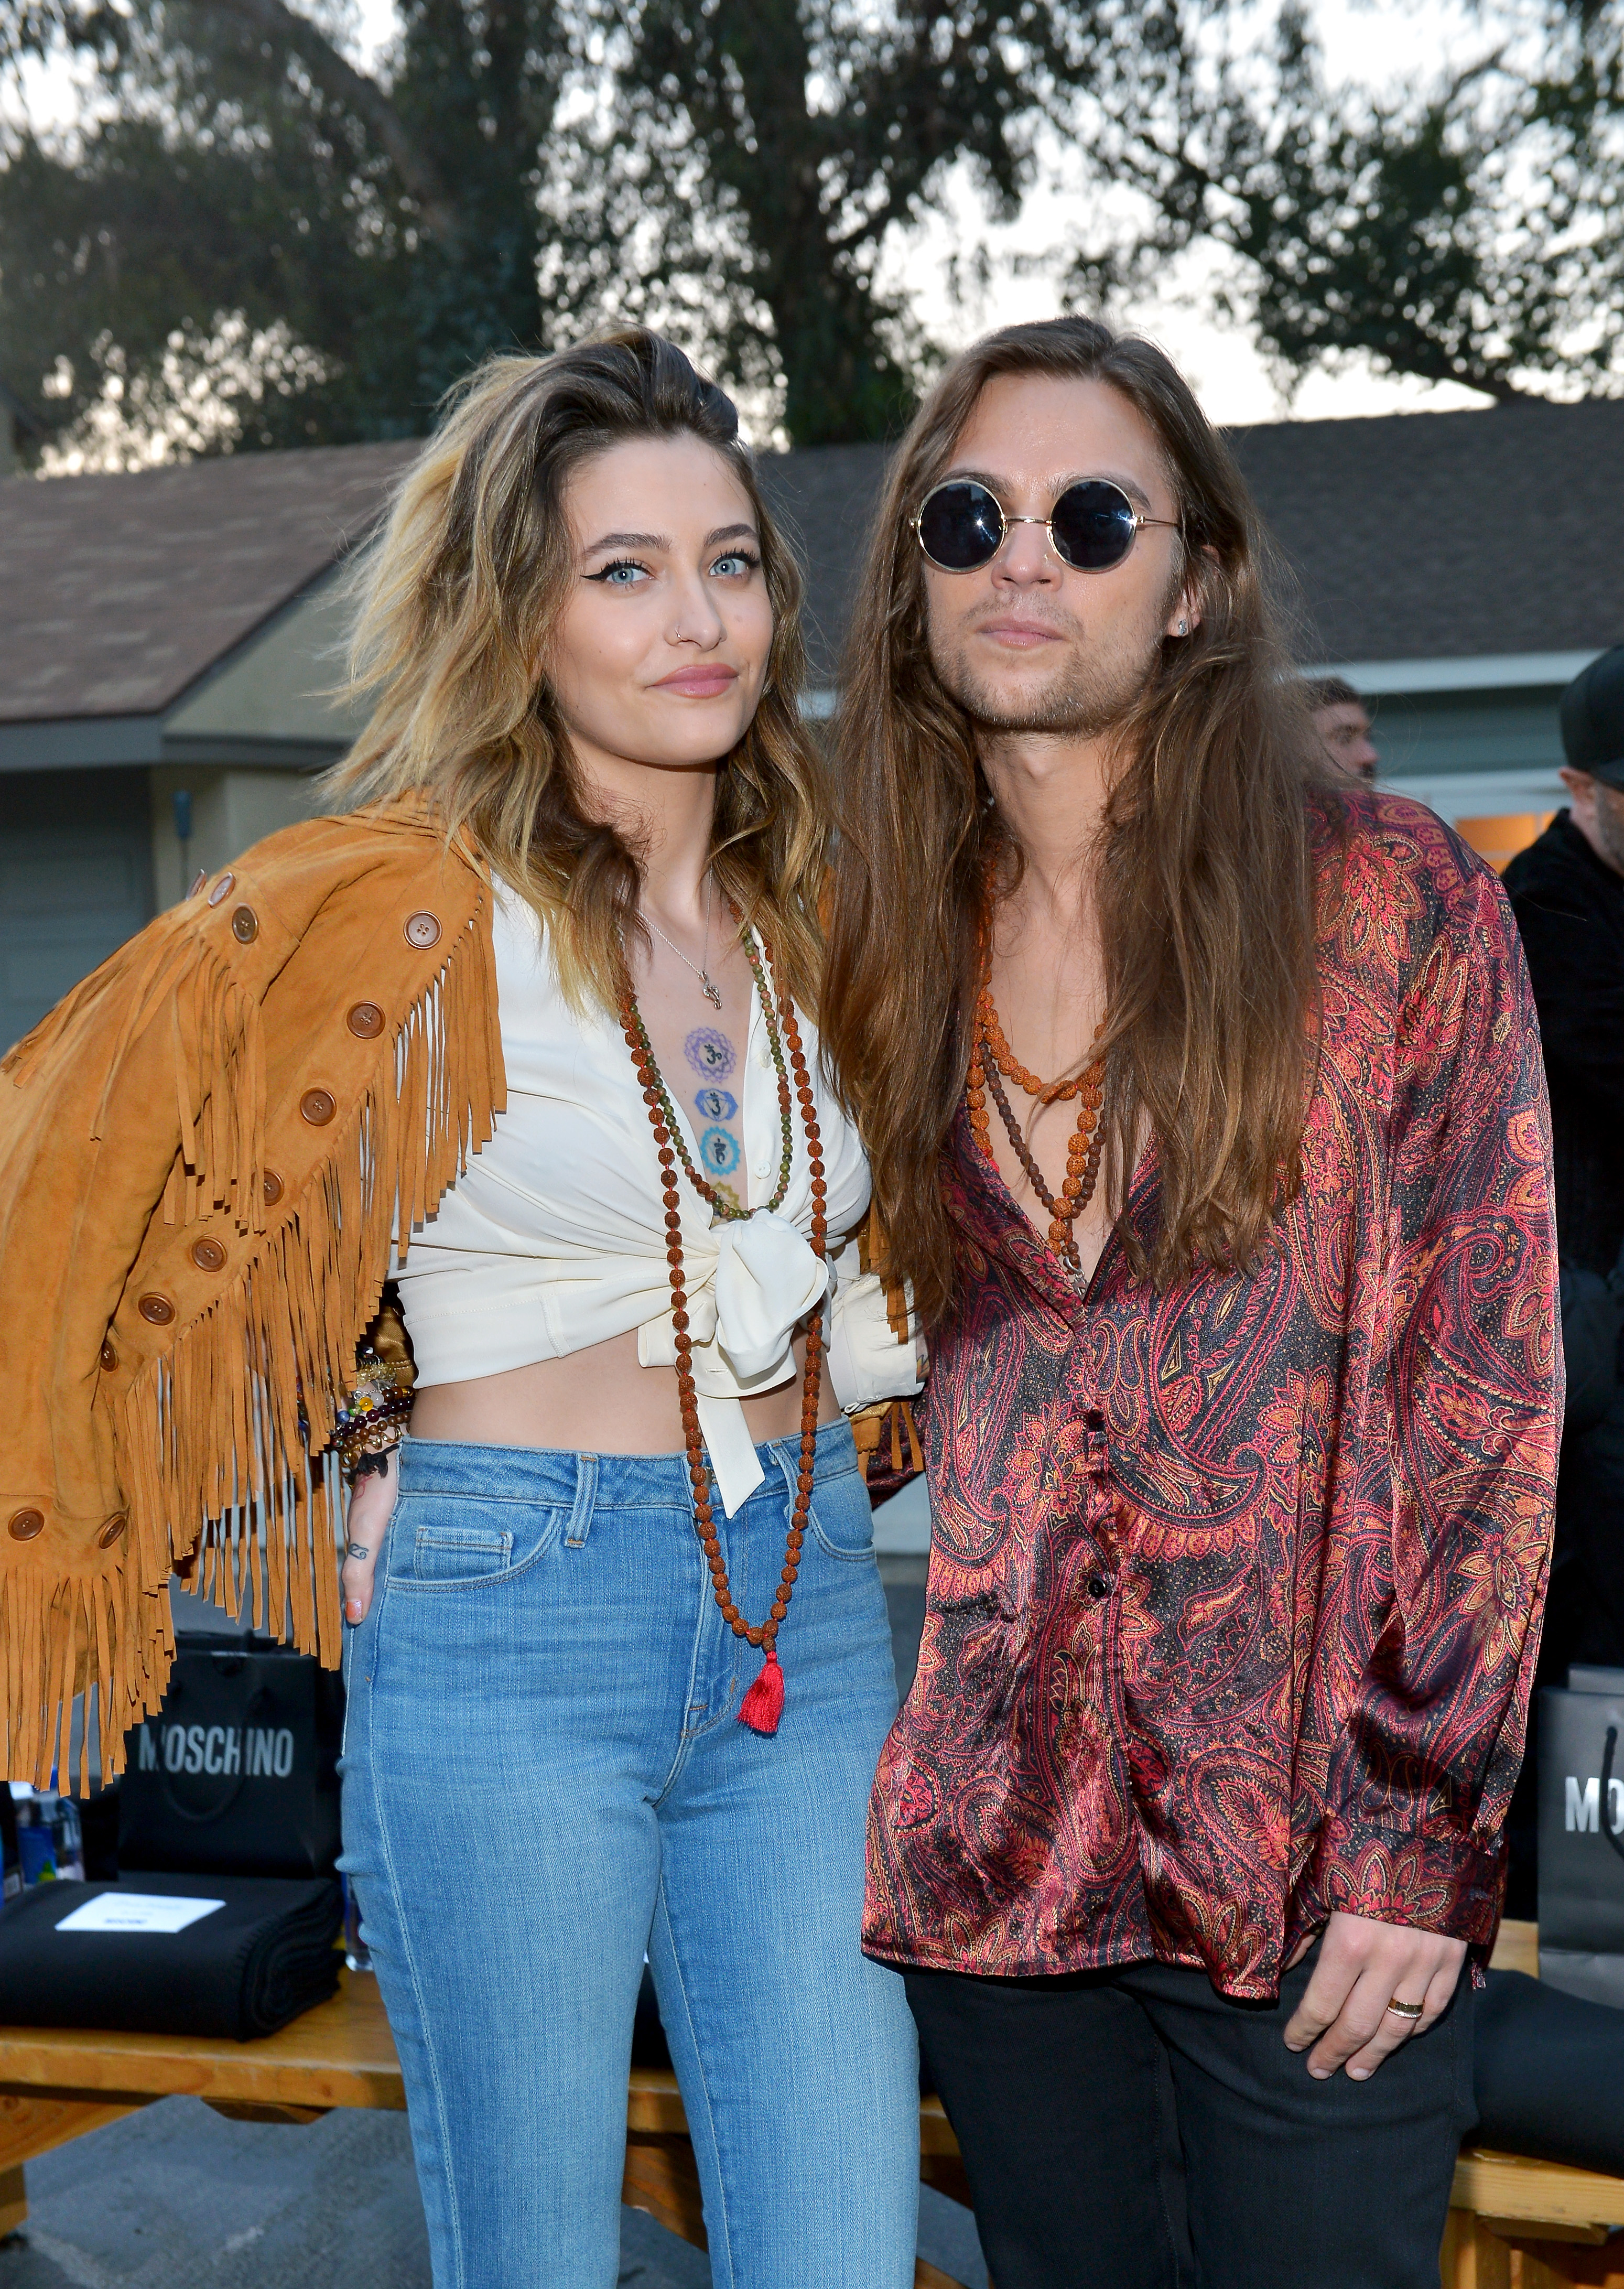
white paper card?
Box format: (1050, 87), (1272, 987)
(55, 1893), (225, 1936)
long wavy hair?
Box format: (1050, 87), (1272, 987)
(821, 315), (1334, 1318)
(324, 330), (825, 1015)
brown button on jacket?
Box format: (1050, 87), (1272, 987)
(0, 798), (505, 1786)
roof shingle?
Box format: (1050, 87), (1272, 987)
(0, 442), (416, 724)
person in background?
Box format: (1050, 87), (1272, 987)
(1306, 674), (1379, 782)
(1502, 647), (1624, 1765)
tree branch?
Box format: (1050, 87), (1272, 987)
(206, 0), (464, 241)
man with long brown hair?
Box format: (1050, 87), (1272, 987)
(822, 318), (1559, 2287)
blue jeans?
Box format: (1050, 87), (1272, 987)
(340, 1419), (919, 2289)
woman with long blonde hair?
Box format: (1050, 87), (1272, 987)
(0, 331), (921, 2285)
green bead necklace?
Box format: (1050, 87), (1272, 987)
(621, 925), (795, 1223)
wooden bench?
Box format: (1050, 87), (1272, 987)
(1443, 1920), (1624, 2289)
(0, 1920), (1615, 2287)
(0, 1970), (970, 2289)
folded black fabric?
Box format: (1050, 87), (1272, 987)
(1475, 1968), (1624, 2176)
(0, 1873), (341, 2042)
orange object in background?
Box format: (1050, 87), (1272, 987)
(1455, 814), (1555, 874)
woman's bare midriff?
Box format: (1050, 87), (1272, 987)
(407, 1324), (839, 1453)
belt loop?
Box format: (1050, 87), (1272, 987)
(565, 1451), (599, 1549)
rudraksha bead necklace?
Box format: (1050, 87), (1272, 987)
(620, 923), (827, 1736)
(968, 969), (1108, 1270)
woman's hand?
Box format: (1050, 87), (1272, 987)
(1283, 1911), (1467, 2080)
(342, 1449), (399, 1624)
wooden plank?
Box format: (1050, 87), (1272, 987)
(0, 2092), (141, 2171)
(1489, 1920), (1540, 1979)
(1452, 2152), (1624, 2234)
(0, 2161), (25, 2240)
(626, 2068), (690, 2136)
(0, 1974), (403, 2114)
(919, 2094), (962, 2157)
(621, 2131), (707, 2248)
(1441, 2209), (1513, 2288)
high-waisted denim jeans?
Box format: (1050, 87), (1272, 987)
(339, 1418), (919, 2289)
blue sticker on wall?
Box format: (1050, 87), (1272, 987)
(684, 1028), (736, 1079)
(694, 1086), (738, 1121)
(699, 1126), (742, 1176)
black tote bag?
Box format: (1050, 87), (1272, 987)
(1536, 1666), (1624, 2006)
(117, 1634), (344, 1880)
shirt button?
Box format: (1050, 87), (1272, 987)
(190, 1237), (226, 1272)
(300, 1088), (337, 1126)
(138, 1293), (176, 1326)
(100, 1338), (118, 1372)
(205, 871), (235, 907)
(404, 911), (441, 949)
(1087, 1574), (1111, 1600)
(99, 1514), (128, 1549)
(347, 1001), (385, 1039)
(8, 1508), (44, 1541)
(754, 1037), (773, 1070)
(262, 1170), (284, 1206)
(230, 905), (258, 944)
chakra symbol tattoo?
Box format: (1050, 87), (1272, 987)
(694, 1086), (738, 1121)
(700, 1126), (742, 1176)
(684, 1027), (737, 1081)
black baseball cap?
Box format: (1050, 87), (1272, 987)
(1561, 646), (1624, 789)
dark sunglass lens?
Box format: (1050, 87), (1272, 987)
(1051, 481), (1139, 570)
(918, 482), (1004, 570)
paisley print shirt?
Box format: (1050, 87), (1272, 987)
(863, 795), (1560, 2000)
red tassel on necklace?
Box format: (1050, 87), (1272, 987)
(738, 1650), (785, 1735)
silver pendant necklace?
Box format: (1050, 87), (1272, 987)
(644, 879), (722, 1009)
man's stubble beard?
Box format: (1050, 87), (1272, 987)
(928, 604), (1170, 741)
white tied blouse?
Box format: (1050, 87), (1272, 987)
(392, 885), (922, 1516)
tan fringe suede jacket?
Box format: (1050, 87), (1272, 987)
(0, 799), (505, 1790)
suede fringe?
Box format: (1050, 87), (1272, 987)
(6, 900), (501, 1786)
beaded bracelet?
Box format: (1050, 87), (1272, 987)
(331, 1292), (417, 1486)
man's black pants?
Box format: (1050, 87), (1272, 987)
(905, 1945), (1476, 2289)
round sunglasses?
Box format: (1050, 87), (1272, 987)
(913, 477), (1181, 574)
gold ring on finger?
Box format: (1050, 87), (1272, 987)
(1384, 1998), (1425, 2020)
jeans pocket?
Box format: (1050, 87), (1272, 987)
(808, 1464), (876, 1562)
(391, 1493), (565, 1589)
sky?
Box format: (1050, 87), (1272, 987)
(20, 0), (1498, 433)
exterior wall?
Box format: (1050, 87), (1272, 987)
(1369, 684), (1569, 824)
(163, 566), (367, 751)
(149, 765), (320, 911)
(0, 767), (154, 1052)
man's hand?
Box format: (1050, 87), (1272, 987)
(342, 1449), (399, 1624)
(1283, 1912), (1466, 2081)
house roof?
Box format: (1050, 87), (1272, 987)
(1228, 398), (1624, 668)
(4, 397), (1622, 733)
(0, 440), (417, 724)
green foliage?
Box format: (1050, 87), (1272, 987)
(1071, 1), (1624, 404)
(0, 0), (570, 450)
(589, 2), (1101, 442)
(3, 0), (1621, 459)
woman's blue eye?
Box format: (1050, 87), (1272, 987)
(711, 552), (758, 578)
(589, 559), (649, 586)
